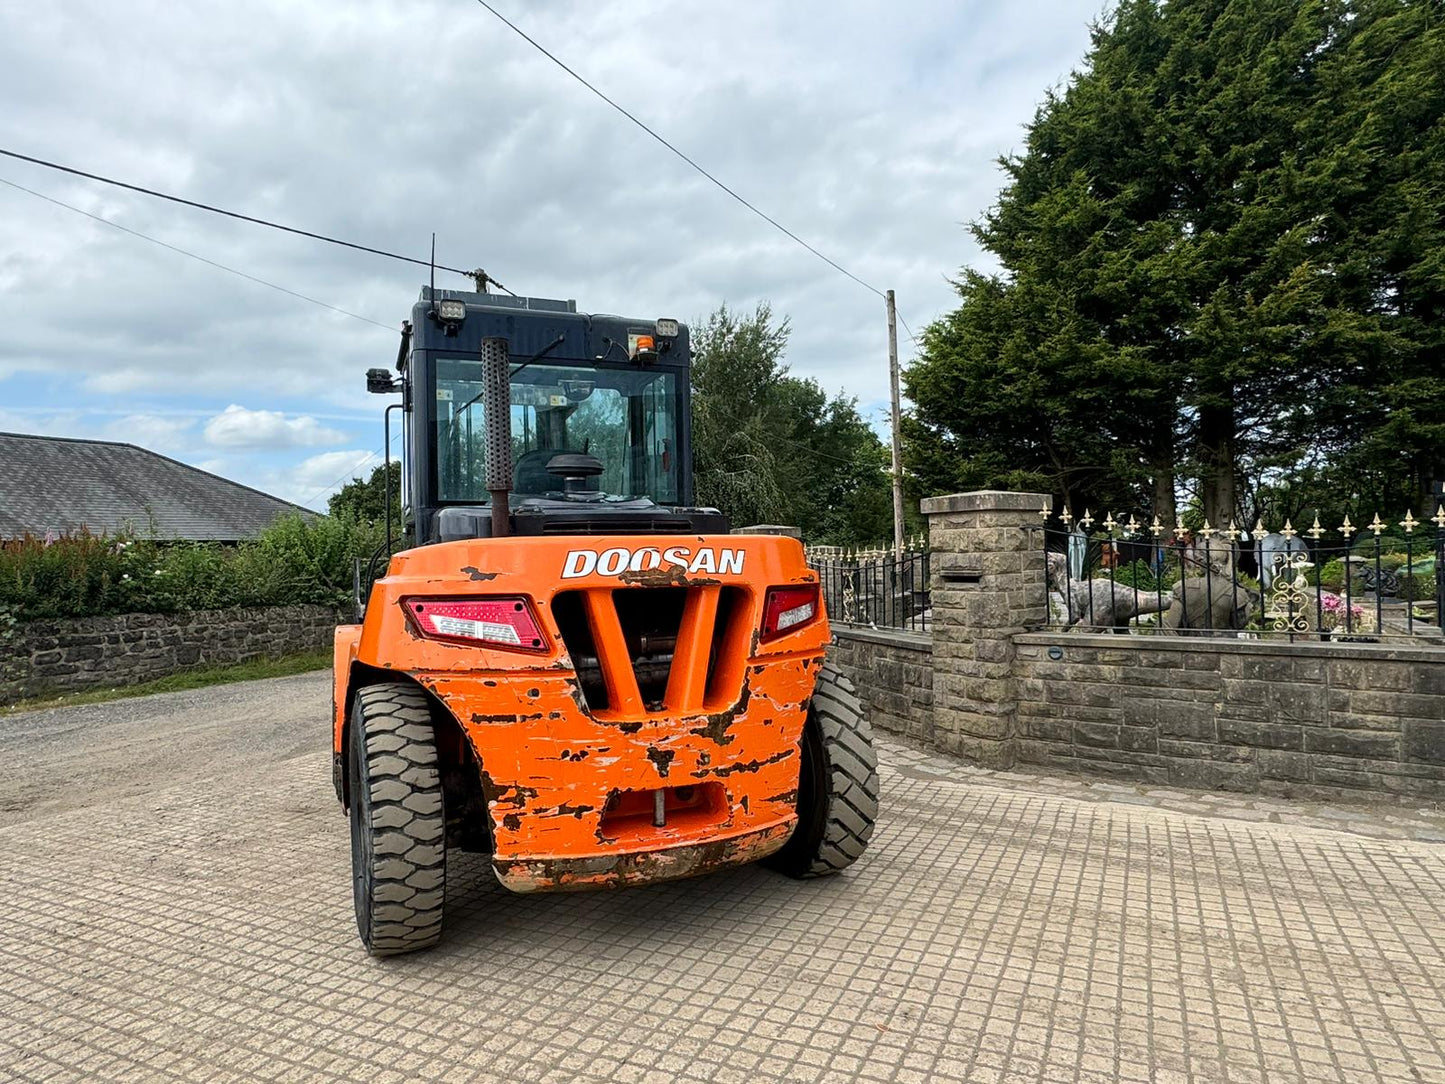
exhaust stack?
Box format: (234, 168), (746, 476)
(481, 336), (512, 538)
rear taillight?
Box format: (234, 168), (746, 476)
(402, 597), (547, 652)
(760, 584), (821, 643)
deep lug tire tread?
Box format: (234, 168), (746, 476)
(350, 683), (446, 956)
(766, 661), (879, 879)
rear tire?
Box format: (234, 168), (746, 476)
(349, 683), (447, 956)
(763, 661), (879, 878)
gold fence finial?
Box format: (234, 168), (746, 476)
(1060, 507), (1074, 528)
(1401, 510), (1418, 533)
(1435, 505), (1445, 529)
(1174, 517), (1189, 541)
(1339, 515), (1354, 539)
(1039, 498), (1051, 521)
(1080, 508), (1094, 529)
(1103, 511), (1117, 534)
(1281, 519), (1298, 541)
(1226, 519), (1241, 542)
(1150, 515), (1164, 538)
(1369, 513), (1385, 536)
(1127, 514), (1140, 534)
(1199, 519), (1216, 540)
(1306, 515), (1324, 540)
(1254, 517), (1267, 536)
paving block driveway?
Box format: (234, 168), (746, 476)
(2, 672), (1444, 1084)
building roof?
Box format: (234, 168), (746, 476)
(0, 432), (313, 542)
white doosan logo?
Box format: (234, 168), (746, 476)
(562, 546), (745, 579)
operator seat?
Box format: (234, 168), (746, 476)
(513, 448), (598, 496)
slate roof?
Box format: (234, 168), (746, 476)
(0, 432), (313, 542)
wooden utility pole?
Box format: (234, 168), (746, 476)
(886, 289), (905, 557)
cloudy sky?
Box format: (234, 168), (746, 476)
(0, 0), (1098, 510)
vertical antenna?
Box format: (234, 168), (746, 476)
(429, 233), (437, 308)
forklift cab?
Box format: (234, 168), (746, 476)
(381, 290), (725, 546)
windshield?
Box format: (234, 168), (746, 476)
(433, 357), (679, 504)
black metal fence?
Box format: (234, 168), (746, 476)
(810, 542), (931, 633)
(1038, 509), (1445, 642)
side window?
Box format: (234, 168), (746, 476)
(641, 376), (678, 503)
(434, 363), (488, 502)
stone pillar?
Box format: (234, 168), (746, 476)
(922, 490), (1049, 768)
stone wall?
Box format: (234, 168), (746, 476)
(0, 605), (340, 702)
(829, 627), (934, 743)
(819, 488), (1445, 801)
(1013, 633), (1445, 798)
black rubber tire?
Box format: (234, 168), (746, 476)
(349, 683), (447, 956)
(763, 660), (879, 878)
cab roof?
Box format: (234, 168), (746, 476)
(411, 288), (689, 367)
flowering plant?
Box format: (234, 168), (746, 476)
(1319, 591), (1374, 633)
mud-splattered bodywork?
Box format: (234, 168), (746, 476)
(333, 534), (826, 893)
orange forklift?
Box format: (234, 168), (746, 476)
(332, 288), (877, 955)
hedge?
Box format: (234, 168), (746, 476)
(0, 514), (384, 620)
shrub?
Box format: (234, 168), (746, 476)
(0, 532), (129, 619)
(1313, 558), (1346, 592)
(1111, 559), (1158, 592)
(1353, 530), (1412, 556)
(0, 514), (384, 620)
(1399, 571), (1439, 603)
(248, 512), (384, 609)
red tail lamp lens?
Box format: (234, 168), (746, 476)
(761, 584), (821, 642)
(403, 597), (547, 652)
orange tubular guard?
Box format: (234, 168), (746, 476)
(333, 534), (828, 893)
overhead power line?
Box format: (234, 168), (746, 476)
(0, 146), (514, 295)
(303, 449), (381, 511)
(471, 0), (885, 301)
(0, 175), (395, 331)
(303, 427), (405, 510)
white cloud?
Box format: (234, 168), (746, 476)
(99, 413), (195, 453)
(0, 0), (1097, 484)
(281, 449), (379, 508)
(202, 404), (347, 449)
(291, 448), (376, 487)
(0, 408), (196, 456)
(200, 448), (380, 510)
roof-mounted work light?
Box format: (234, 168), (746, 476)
(430, 298), (467, 336)
(655, 318), (680, 338)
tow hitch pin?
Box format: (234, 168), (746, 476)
(653, 789), (666, 827)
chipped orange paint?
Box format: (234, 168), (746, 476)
(332, 534), (828, 893)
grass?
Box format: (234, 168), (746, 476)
(1, 649), (332, 716)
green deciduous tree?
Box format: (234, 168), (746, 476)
(691, 303), (896, 543)
(328, 461), (402, 531)
(907, 0), (1445, 524)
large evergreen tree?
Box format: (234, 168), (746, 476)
(906, 0), (1445, 524)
